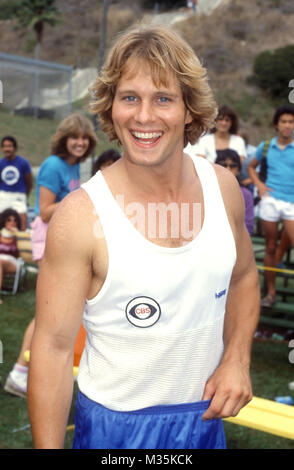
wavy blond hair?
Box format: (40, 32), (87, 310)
(90, 25), (217, 146)
(50, 113), (97, 162)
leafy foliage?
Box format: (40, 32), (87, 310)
(14, 0), (61, 43)
(0, 1), (21, 20)
(251, 45), (294, 100)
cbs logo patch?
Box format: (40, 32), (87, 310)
(125, 296), (161, 328)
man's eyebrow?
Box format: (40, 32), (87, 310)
(153, 91), (179, 98)
(115, 89), (138, 96)
(115, 89), (179, 98)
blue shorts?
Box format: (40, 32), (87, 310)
(73, 391), (226, 449)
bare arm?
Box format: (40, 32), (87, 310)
(39, 186), (60, 223)
(240, 176), (253, 187)
(28, 189), (94, 448)
(247, 157), (272, 198)
(24, 172), (33, 197)
(202, 167), (260, 420)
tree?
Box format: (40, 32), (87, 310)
(16, 0), (61, 60)
(251, 45), (294, 101)
(0, 1), (21, 20)
(14, 0), (61, 117)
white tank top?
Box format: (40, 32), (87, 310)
(78, 156), (236, 411)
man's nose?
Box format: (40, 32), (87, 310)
(134, 101), (155, 124)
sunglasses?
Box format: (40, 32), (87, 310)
(218, 162), (239, 169)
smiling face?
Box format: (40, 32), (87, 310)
(65, 134), (90, 162)
(215, 115), (232, 134)
(111, 58), (192, 168)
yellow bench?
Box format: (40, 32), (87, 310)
(224, 396), (294, 440)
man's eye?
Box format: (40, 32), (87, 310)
(158, 96), (170, 103)
(123, 96), (137, 102)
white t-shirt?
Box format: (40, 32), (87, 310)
(185, 133), (247, 163)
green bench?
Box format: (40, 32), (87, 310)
(256, 261), (294, 329)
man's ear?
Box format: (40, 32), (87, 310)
(185, 109), (193, 125)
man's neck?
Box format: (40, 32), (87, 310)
(5, 154), (16, 161)
(122, 155), (190, 202)
(107, 152), (195, 203)
(277, 135), (293, 148)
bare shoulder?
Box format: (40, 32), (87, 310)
(51, 187), (94, 223)
(45, 188), (97, 262)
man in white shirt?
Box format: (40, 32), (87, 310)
(28, 26), (260, 450)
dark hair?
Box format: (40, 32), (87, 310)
(213, 105), (239, 135)
(0, 208), (21, 230)
(1, 135), (18, 150)
(215, 149), (242, 171)
(92, 149), (121, 175)
(273, 104), (294, 126)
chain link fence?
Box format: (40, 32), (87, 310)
(0, 52), (73, 119)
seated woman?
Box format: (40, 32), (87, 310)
(215, 149), (254, 235)
(0, 208), (21, 304)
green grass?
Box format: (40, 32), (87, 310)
(0, 270), (294, 448)
(0, 108), (58, 167)
(224, 339), (294, 449)
(0, 271), (77, 449)
(0, 273), (36, 449)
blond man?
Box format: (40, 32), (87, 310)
(28, 26), (260, 450)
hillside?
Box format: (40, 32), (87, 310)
(0, 0), (138, 66)
(0, 0), (294, 152)
(174, 0), (294, 143)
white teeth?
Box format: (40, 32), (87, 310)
(132, 131), (162, 139)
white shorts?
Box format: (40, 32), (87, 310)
(0, 191), (27, 214)
(259, 196), (294, 222)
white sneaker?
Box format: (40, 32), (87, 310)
(288, 381), (294, 391)
(4, 373), (27, 398)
